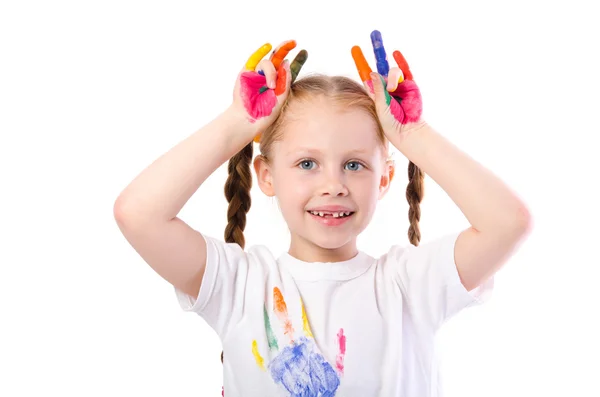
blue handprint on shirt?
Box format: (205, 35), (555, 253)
(251, 287), (345, 396)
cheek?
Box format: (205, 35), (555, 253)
(273, 173), (309, 208)
(349, 175), (381, 206)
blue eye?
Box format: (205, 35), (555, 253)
(345, 161), (364, 171)
(299, 160), (315, 170)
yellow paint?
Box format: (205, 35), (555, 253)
(301, 299), (313, 338)
(251, 340), (265, 370)
(388, 70), (404, 92)
(245, 43), (272, 71)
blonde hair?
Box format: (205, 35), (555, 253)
(224, 74), (424, 251)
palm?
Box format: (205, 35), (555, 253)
(250, 287), (344, 395)
(231, 41), (308, 141)
(351, 30), (424, 136)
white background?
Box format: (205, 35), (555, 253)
(1, 0), (599, 396)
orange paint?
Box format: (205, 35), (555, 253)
(274, 62), (287, 96)
(270, 40), (297, 69)
(273, 287), (294, 342)
(273, 287), (287, 314)
(392, 50), (413, 81)
(351, 46), (372, 82)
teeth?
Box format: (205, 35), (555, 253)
(309, 211), (352, 218)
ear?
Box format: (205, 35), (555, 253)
(378, 159), (395, 199)
(253, 155), (276, 197)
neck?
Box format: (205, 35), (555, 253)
(287, 234), (359, 263)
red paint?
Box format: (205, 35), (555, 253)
(308, 211), (354, 226)
(392, 50), (413, 81)
(336, 328), (346, 374)
(239, 72), (277, 122)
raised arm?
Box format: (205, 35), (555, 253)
(353, 31), (532, 292)
(113, 41), (302, 298)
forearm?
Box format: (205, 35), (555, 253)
(390, 123), (531, 233)
(115, 106), (257, 223)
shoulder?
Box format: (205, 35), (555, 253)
(206, 235), (280, 276)
(379, 231), (460, 268)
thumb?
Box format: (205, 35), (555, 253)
(370, 72), (393, 109)
(274, 59), (290, 97)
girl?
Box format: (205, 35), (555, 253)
(114, 32), (531, 396)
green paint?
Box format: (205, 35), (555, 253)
(259, 86), (268, 94)
(290, 50), (308, 83)
(380, 75), (392, 106)
(264, 305), (279, 351)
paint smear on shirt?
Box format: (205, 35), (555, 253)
(273, 287), (294, 342)
(269, 336), (340, 396)
(239, 72), (277, 122)
(336, 328), (346, 374)
(264, 304), (279, 351)
(301, 299), (313, 338)
(252, 340), (265, 370)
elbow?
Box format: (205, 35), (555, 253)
(113, 194), (143, 228)
(515, 203), (533, 235)
(113, 195), (131, 228)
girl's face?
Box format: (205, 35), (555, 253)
(255, 96), (394, 262)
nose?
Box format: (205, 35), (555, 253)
(319, 169), (349, 197)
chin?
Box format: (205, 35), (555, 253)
(312, 238), (353, 251)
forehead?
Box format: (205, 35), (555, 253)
(276, 97), (382, 156)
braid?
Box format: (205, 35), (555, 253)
(224, 142), (253, 248)
(221, 141), (253, 366)
(406, 160), (425, 246)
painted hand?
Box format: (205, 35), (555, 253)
(251, 287), (346, 396)
(231, 40), (308, 142)
(351, 30), (426, 138)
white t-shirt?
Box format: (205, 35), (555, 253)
(175, 231), (494, 396)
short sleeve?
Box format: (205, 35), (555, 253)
(173, 233), (250, 338)
(387, 231), (494, 331)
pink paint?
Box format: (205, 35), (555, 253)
(336, 328), (346, 374)
(365, 78), (375, 94)
(239, 72), (277, 123)
(366, 78), (422, 125)
(390, 80), (422, 124)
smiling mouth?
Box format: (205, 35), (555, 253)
(307, 210), (355, 218)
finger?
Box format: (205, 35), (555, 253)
(269, 40), (297, 70)
(387, 67), (404, 92)
(290, 49), (308, 83)
(274, 60), (289, 96)
(351, 46), (372, 82)
(392, 50), (413, 81)
(370, 30), (390, 77)
(256, 58), (277, 89)
(245, 43), (272, 71)
(370, 72), (392, 107)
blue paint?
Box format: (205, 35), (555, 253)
(370, 30), (389, 77)
(258, 70), (265, 76)
(269, 337), (339, 396)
